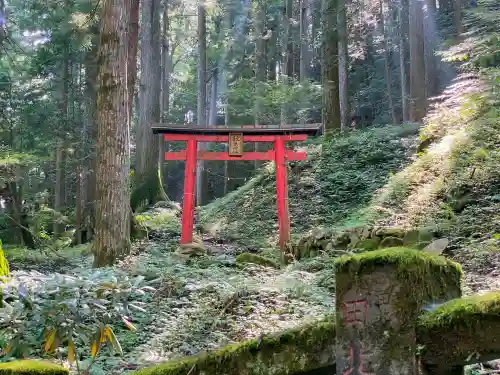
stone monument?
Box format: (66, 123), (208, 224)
(335, 247), (462, 375)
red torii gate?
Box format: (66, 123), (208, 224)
(152, 124), (322, 253)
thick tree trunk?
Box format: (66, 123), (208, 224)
(195, 4), (207, 206)
(280, 0), (292, 125)
(322, 0), (341, 130)
(379, 0), (397, 124)
(82, 36), (98, 243)
(300, 0), (310, 80)
(424, 0), (439, 98)
(159, 0), (171, 192)
(93, 0), (137, 267)
(254, 0), (265, 167)
(399, 0), (409, 122)
(454, 0), (462, 36)
(337, 0), (349, 130)
(132, 0), (166, 211)
(409, 0), (427, 122)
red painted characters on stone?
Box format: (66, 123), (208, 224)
(343, 299), (368, 325)
(343, 341), (371, 375)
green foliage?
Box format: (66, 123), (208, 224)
(235, 253), (279, 269)
(200, 123), (420, 247)
(0, 241), (10, 281)
(0, 241), (10, 308)
(0, 360), (68, 374)
(372, 67), (500, 242)
(440, 0), (500, 69)
(0, 271), (155, 373)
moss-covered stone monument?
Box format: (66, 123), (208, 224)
(335, 247), (462, 375)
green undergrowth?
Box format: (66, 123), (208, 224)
(199, 1), (499, 253)
(370, 0), (500, 243)
(418, 292), (500, 330)
(200, 124), (420, 247)
(235, 253), (279, 269)
(132, 318), (336, 375)
(0, 360), (68, 375)
(2, 244), (90, 272)
(441, 0), (500, 69)
(371, 69), (500, 255)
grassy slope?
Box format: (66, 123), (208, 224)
(200, 124), (420, 248)
(201, 0), (500, 263)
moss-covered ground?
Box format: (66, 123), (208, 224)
(199, 123), (420, 249)
(0, 360), (69, 375)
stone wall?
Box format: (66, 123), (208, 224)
(294, 225), (437, 260)
(417, 292), (500, 372)
(133, 318), (336, 375)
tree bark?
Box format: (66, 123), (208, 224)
(337, 0), (349, 130)
(454, 0), (462, 36)
(82, 37), (98, 243)
(409, 0), (427, 122)
(398, 0), (409, 122)
(424, 0), (439, 97)
(132, 0), (166, 211)
(300, 0), (310, 80)
(195, 4), (207, 206)
(379, 0), (397, 124)
(280, 0), (292, 124)
(254, 0), (265, 167)
(93, 0), (138, 267)
(322, 0), (341, 130)
(159, 0), (171, 192)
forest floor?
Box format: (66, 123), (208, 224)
(6, 222), (337, 374)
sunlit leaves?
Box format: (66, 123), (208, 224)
(121, 316), (137, 332)
(43, 329), (57, 353)
(0, 271), (155, 372)
(67, 340), (76, 364)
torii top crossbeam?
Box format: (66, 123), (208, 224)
(152, 123), (323, 136)
(155, 123), (323, 255)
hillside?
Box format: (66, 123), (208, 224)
(199, 123), (420, 248)
(200, 1), (500, 292)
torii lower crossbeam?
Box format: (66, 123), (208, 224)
(155, 124), (321, 254)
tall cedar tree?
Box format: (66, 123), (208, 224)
(93, 0), (139, 267)
(322, 0), (341, 130)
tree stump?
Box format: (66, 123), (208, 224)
(335, 247), (462, 375)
